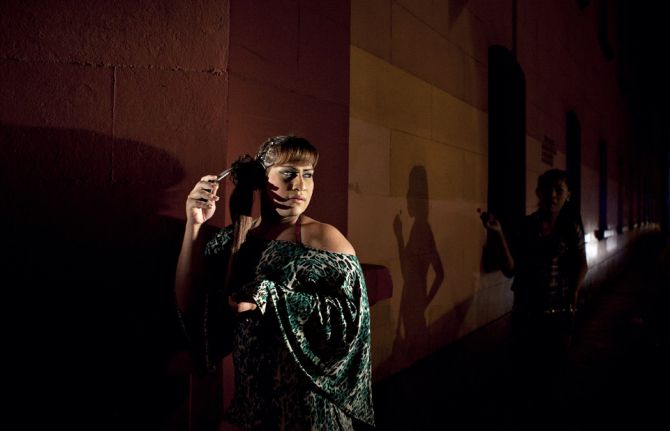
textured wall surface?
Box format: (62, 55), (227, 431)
(225, 0), (351, 231)
(1, 0), (351, 427)
(0, 1), (232, 427)
(349, 0), (665, 382)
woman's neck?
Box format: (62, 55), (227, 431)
(259, 208), (301, 225)
(538, 207), (561, 231)
(251, 209), (302, 239)
(539, 205), (561, 218)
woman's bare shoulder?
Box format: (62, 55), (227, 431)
(301, 217), (356, 255)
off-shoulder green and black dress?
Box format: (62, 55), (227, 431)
(202, 224), (375, 430)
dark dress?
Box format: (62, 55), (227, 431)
(511, 210), (585, 314)
(509, 210), (586, 359)
(203, 226), (375, 430)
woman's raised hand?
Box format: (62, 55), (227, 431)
(481, 211), (503, 234)
(186, 175), (221, 225)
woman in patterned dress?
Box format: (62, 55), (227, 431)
(175, 136), (375, 430)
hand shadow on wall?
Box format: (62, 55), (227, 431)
(0, 124), (189, 429)
(390, 165), (445, 368)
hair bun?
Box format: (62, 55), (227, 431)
(230, 155), (266, 189)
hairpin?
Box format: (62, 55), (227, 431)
(215, 166), (234, 182)
(256, 136), (284, 169)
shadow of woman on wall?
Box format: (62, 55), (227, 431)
(1, 123), (191, 429)
(390, 165), (445, 369)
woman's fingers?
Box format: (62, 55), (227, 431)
(187, 177), (221, 204)
(185, 175), (223, 223)
(195, 178), (220, 194)
(237, 302), (257, 313)
(227, 296), (257, 313)
(188, 188), (220, 202)
(187, 195), (217, 212)
(190, 200), (214, 210)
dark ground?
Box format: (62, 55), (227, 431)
(368, 232), (669, 430)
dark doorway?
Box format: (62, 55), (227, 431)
(484, 45), (526, 271)
(566, 111), (582, 215)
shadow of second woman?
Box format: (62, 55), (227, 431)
(391, 166), (445, 366)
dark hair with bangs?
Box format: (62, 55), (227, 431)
(226, 135), (319, 260)
(536, 168), (568, 191)
(535, 168), (583, 235)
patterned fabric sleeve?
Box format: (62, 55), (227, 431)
(203, 225), (234, 257)
(239, 248), (376, 426)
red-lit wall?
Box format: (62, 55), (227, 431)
(0, 0), (350, 427)
(223, 0), (351, 232)
(0, 0), (350, 238)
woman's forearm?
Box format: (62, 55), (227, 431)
(175, 222), (205, 314)
(495, 230), (515, 276)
